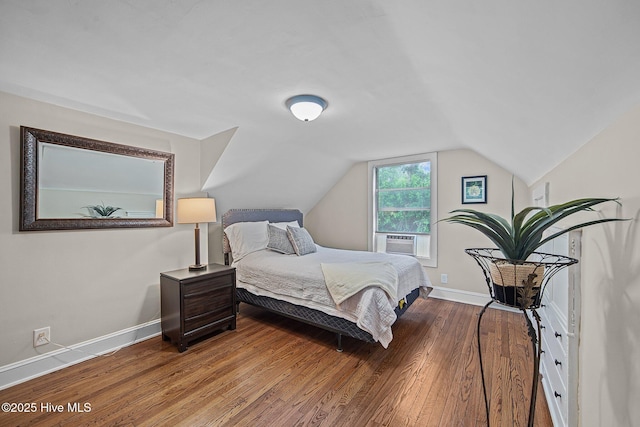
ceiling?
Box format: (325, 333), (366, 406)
(2, 1), (639, 213)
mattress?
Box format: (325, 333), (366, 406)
(235, 245), (432, 347)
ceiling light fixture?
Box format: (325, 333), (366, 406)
(286, 95), (327, 122)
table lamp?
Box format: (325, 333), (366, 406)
(177, 197), (216, 270)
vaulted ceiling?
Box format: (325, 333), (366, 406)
(2, 1), (639, 213)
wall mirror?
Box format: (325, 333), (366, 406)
(20, 126), (175, 231)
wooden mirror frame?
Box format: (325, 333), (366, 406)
(20, 126), (175, 231)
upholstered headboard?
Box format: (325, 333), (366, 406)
(222, 209), (303, 264)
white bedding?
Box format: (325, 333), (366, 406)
(321, 261), (398, 306)
(234, 245), (432, 347)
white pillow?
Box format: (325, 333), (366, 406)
(224, 221), (269, 261)
(269, 220), (300, 230)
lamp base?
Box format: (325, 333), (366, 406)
(188, 264), (207, 271)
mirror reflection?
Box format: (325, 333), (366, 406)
(38, 142), (165, 219)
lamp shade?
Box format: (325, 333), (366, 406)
(286, 95), (327, 121)
(177, 198), (216, 224)
(155, 199), (164, 218)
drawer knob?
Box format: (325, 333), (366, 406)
(555, 331), (562, 338)
(540, 325), (546, 329)
(555, 359), (562, 366)
(554, 391), (562, 399)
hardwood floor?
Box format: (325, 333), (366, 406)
(0, 298), (552, 426)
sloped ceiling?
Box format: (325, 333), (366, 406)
(2, 1), (639, 213)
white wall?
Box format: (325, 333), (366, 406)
(306, 148), (529, 295)
(531, 105), (640, 427)
(0, 92), (207, 368)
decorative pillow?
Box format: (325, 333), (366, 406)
(286, 225), (317, 256)
(266, 224), (295, 254)
(269, 220), (300, 230)
(224, 221), (269, 261)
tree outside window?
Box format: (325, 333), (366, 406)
(375, 161), (431, 234)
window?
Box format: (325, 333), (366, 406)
(368, 153), (437, 267)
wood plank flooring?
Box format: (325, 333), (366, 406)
(0, 298), (552, 426)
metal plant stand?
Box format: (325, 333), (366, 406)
(466, 248), (577, 427)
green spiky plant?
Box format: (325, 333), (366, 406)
(442, 185), (625, 262)
(84, 202), (122, 218)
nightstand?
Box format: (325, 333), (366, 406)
(160, 264), (236, 352)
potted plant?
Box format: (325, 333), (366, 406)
(442, 186), (625, 307)
(84, 202), (122, 218)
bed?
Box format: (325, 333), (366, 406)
(223, 208), (432, 350)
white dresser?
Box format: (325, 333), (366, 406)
(531, 230), (581, 427)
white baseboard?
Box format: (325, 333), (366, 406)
(429, 286), (492, 306)
(0, 320), (161, 391)
(429, 286), (520, 312)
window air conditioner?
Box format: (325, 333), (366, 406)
(385, 234), (417, 256)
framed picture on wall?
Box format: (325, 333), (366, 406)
(461, 175), (487, 204)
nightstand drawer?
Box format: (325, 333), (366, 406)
(184, 286), (233, 318)
(183, 275), (233, 296)
(184, 308), (234, 334)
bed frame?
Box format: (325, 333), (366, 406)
(222, 208), (420, 351)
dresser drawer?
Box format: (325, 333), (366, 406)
(184, 285), (233, 318)
(184, 308), (234, 334)
(542, 328), (567, 382)
(541, 335), (568, 425)
(544, 306), (569, 356)
(183, 275), (233, 296)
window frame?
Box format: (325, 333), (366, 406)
(367, 152), (438, 267)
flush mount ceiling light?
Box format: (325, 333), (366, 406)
(286, 95), (327, 122)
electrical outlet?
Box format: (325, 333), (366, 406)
(440, 273), (448, 284)
(33, 327), (50, 347)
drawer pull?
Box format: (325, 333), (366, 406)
(554, 391), (562, 399)
(540, 325), (546, 329)
(555, 331), (562, 338)
(555, 359), (562, 366)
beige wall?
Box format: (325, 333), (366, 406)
(305, 162), (370, 251)
(306, 148), (529, 295)
(0, 92), (207, 367)
(532, 105), (640, 427)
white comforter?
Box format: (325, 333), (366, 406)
(235, 245), (432, 348)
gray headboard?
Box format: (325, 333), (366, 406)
(222, 209), (303, 263)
